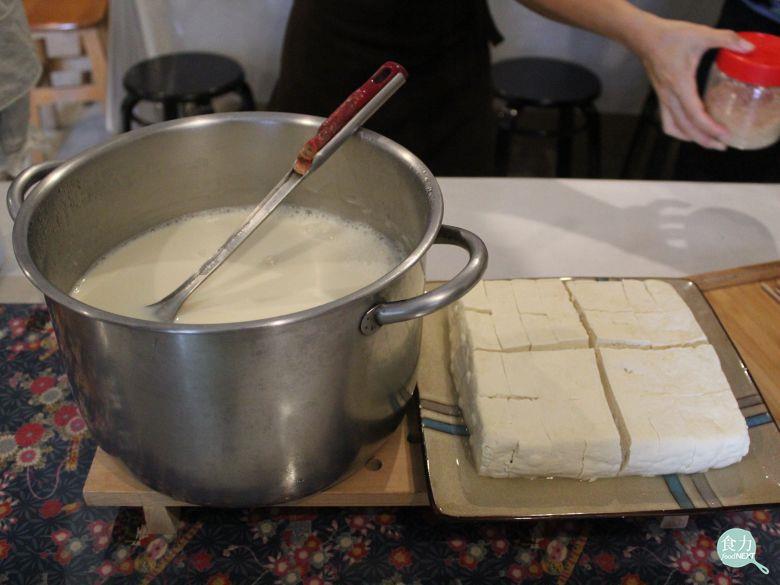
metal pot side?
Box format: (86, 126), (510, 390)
(9, 113), (485, 506)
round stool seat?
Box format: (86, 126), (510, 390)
(123, 52), (247, 102)
(493, 57), (601, 107)
(24, 0), (107, 31)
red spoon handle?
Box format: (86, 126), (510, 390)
(294, 61), (408, 174)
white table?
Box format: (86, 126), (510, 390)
(2, 178), (779, 302)
(428, 178), (780, 281)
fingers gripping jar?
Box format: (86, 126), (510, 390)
(704, 32), (780, 150)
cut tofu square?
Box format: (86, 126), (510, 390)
(566, 280), (630, 312)
(521, 312), (589, 351)
(450, 350), (538, 478)
(568, 279), (707, 348)
(448, 309), (501, 390)
(637, 310), (707, 347)
(484, 280), (530, 351)
(467, 396), (552, 478)
(548, 315), (590, 349)
(509, 279), (544, 314)
(449, 308), (501, 352)
(599, 345), (749, 476)
(502, 350), (622, 478)
(520, 313), (560, 350)
(580, 310), (650, 348)
(581, 308), (706, 348)
(536, 278), (576, 306)
(510, 279), (589, 350)
(511, 278), (580, 316)
(645, 279), (689, 311)
(459, 349), (622, 479)
(460, 280), (491, 313)
(622, 279), (658, 312)
(453, 350), (512, 421)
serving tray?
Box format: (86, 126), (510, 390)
(417, 277), (780, 519)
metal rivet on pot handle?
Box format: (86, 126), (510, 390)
(6, 161), (60, 221)
(360, 224), (488, 335)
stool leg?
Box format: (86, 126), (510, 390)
(237, 81), (255, 111)
(620, 92), (656, 179)
(494, 106), (518, 176)
(121, 95), (139, 132)
(556, 106), (575, 178)
(162, 100), (179, 121)
(582, 104), (602, 178)
(80, 28), (107, 104)
(141, 506), (180, 537)
(646, 134), (675, 180)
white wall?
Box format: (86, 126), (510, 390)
(107, 0), (724, 131)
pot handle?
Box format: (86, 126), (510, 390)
(360, 224), (488, 335)
(6, 161), (60, 221)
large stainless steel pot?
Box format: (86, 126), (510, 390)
(7, 112), (487, 506)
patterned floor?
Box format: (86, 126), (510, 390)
(0, 304), (777, 584)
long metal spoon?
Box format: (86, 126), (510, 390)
(147, 62), (408, 322)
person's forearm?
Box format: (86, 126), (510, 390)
(517, 0), (661, 54)
(518, 0), (754, 149)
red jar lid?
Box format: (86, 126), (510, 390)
(716, 32), (780, 87)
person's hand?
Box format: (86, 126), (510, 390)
(632, 18), (754, 150)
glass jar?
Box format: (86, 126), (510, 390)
(704, 32), (780, 150)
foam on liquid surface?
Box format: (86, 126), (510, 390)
(71, 205), (404, 324)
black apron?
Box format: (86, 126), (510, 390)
(267, 0), (502, 176)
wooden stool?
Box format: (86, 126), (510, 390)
(121, 52), (255, 131)
(493, 57), (602, 178)
(24, 0), (107, 128)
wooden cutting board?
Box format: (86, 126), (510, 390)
(692, 261), (780, 425)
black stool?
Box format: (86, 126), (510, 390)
(493, 58), (602, 178)
(121, 52), (255, 131)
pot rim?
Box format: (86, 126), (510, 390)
(12, 112), (444, 333)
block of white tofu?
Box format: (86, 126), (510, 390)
(598, 345), (749, 476)
(505, 350), (622, 479)
(484, 281), (530, 351)
(567, 279), (706, 348)
(454, 348), (622, 479)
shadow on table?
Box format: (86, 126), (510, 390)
(492, 184), (778, 275)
